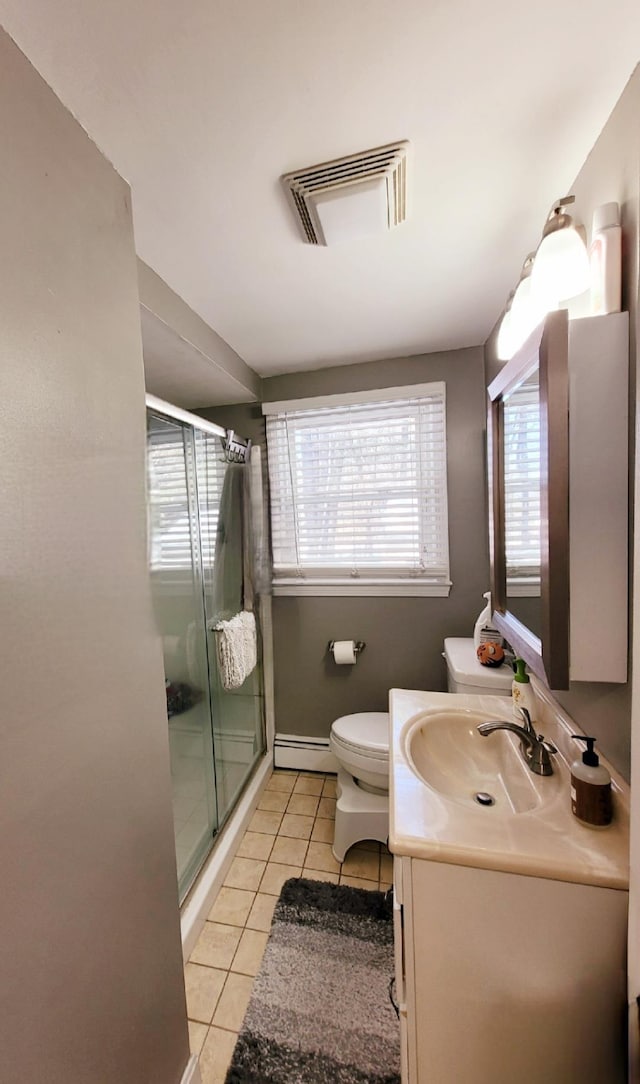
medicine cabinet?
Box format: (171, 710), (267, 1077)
(487, 309), (628, 689)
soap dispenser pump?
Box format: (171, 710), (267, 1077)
(570, 736), (612, 827)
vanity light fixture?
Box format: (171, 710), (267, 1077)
(496, 194), (589, 361)
(530, 195), (590, 303)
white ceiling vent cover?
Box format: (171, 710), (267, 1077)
(282, 141), (410, 246)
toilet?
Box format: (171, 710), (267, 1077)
(330, 712), (390, 862)
(329, 637), (512, 862)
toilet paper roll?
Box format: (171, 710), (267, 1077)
(332, 640), (357, 665)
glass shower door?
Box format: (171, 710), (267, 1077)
(147, 407), (266, 900)
(195, 431), (266, 825)
(146, 412), (219, 898)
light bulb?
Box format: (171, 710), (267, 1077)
(531, 225), (590, 304)
(509, 275), (552, 354)
(496, 307), (516, 361)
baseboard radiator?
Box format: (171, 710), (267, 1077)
(274, 733), (338, 773)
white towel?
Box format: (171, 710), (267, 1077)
(214, 611), (257, 691)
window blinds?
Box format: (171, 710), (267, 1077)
(265, 385), (449, 585)
(503, 386), (541, 579)
(147, 427), (226, 571)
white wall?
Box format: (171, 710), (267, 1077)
(0, 29), (190, 1084)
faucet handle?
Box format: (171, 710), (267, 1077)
(539, 736), (557, 755)
(518, 707), (535, 735)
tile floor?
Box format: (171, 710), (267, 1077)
(184, 768), (393, 1083)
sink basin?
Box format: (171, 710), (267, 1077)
(402, 708), (548, 815)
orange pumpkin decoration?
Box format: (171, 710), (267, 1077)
(476, 641), (505, 667)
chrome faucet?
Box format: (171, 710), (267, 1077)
(477, 708), (557, 776)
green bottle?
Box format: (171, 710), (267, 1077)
(512, 658), (536, 722)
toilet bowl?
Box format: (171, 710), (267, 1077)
(329, 639), (512, 862)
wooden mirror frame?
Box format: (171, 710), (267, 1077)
(487, 309), (570, 689)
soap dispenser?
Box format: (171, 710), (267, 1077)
(473, 591), (502, 649)
(511, 658), (536, 723)
(570, 736), (612, 827)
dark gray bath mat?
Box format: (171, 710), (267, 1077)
(225, 877), (400, 1084)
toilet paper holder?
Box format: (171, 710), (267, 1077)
(327, 640), (366, 655)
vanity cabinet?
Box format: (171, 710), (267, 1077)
(393, 855), (627, 1083)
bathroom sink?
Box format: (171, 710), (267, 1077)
(402, 708), (548, 815)
(389, 688), (628, 890)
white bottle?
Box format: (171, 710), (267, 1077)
(511, 658), (537, 723)
(473, 592), (502, 649)
(590, 202), (621, 316)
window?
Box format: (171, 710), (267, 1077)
(263, 384), (450, 596)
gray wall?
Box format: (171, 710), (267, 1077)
(206, 349), (489, 740)
(139, 259), (262, 408)
(485, 66), (640, 779)
(209, 69), (640, 771)
(0, 30), (189, 1084)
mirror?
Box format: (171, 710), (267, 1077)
(503, 369), (542, 638)
(488, 309), (570, 689)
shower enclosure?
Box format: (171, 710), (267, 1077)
(146, 398), (266, 900)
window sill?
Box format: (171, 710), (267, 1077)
(272, 581), (452, 598)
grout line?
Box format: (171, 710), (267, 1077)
(188, 959), (228, 973)
(210, 1021), (241, 1035)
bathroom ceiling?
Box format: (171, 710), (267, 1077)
(1, 2), (639, 376)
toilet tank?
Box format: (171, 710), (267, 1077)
(444, 637), (512, 697)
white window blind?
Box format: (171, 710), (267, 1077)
(264, 384), (450, 590)
(503, 385), (541, 581)
(147, 426), (226, 572)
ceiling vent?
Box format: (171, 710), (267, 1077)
(282, 141), (410, 246)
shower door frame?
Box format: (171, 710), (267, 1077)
(146, 394), (228, 443)
(146, 392), (267, 902)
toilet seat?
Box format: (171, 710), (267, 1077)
(330, 712), (389, 760)
(330, 712), (390, 792)
(330, 730), (389, 763)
